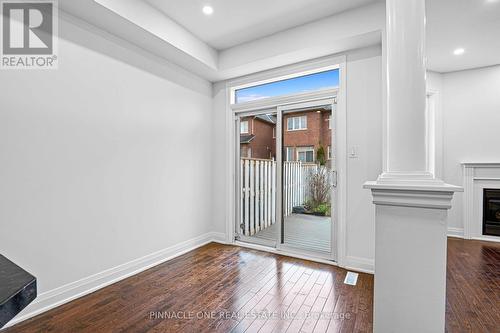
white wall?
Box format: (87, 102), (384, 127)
(344, 46), (382, 269)
(212, 82), (229, 239)
(212, 46), (382, 272)
(426, 71), (444, 180)
(439, 65), (500, 232)
(0, 13), (213, 316)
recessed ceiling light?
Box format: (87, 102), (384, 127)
(453, 48), (465, 55)
(202, 5), (213, 15)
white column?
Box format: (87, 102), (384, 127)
(365, 0), (462, 332)
(379, 0), (433, 183)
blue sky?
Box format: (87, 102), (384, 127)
(236, 69), (339, 103)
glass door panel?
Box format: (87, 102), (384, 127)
(280, 104), (334, 256)
(236, 111), (278, 247)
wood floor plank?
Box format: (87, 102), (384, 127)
(4, 238), (498, 333)
(445, 238), (500, 333)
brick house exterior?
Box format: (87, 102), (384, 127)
(283, 109), (331, 163)
(240, 115), (276, 159)
(240, 109), (332, 163)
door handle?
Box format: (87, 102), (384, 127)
(331, 170), (337, 188)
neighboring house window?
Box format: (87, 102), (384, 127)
(297, 146), (314, 162)
(240, 147), (252, 158)
(240, 121), (249, 134)
(241, 147), (252, 158)
(272, 127), (276, 138)
(286, 147), (294, 161)
(287, 116), (307, 131)
(328, 145), (332, 159)
(327, 116), (332, 129)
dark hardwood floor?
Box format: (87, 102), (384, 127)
(445, 238), (500, 333)
(3, 243), (373, 333)
(3, 238), (499, 333)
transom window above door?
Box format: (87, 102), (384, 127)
(287, 116), (307, 131)
(233, 68), (339, 104)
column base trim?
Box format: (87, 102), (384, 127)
(364, 180), (463, 209)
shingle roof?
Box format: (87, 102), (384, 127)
(254, 114), (276, 124)
(240, 134), (255, 143)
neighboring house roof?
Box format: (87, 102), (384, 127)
(240, 134), (255, 143)
(254, 114), (276, 124)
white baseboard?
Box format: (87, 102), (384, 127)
(447, 227), (464, 239)
(447, 228), (500, 243)
(5, 232), (221, 329)
(470, 235), (500, 243)
(343, 256), (375, 274)
(210, 232), (228, 244)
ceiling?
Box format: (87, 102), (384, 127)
(426, 0), (500, 73)
(144, 0), (381, 50)
(61, 0), (499, 81)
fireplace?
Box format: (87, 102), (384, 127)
(483, 189), (500, 237)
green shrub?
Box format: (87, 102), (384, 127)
(316, 146), (326, 166)
(313, 203), (330, 215)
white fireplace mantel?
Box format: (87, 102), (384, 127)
(462, 162), (500, 242)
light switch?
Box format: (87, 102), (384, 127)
(349, 146), (359, 158)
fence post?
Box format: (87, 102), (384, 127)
(255, 161), (260, 232)
(244, 159), (250, 236)
(259, 162), (267, 228)
(240, 159), (244, 234)
(295, 162), (299, 207)
(249, 160), (255, 235)
(267, 161), (272, 228)
(289, 162), (292, 215)
(264, 161), (268, 229)
(272, 161), (276, 225)
(283, 162), (289, 217)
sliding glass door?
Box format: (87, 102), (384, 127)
(235, 100), (336, 260)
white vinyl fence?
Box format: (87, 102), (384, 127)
(240, 158), (319, 236)
(283, 161), (318, 216)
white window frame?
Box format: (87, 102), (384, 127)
(287, 115), (307, 131)
(240, 120), (249, 134)
(296, 146), (314, 162)
(226, 54), (348, 268)
(285, 147), (294, 161)
(230, 63), (340, 106)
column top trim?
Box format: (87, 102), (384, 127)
(363, 181), (463, 193)
(364, 181), (462, 209)
(462, 162), (500, 168)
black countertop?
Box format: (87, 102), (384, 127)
(0, 255), (37, 328)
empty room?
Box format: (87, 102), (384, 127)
(0, 0), (499, 332)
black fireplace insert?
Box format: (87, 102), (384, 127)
(483, 189), (500, 237)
